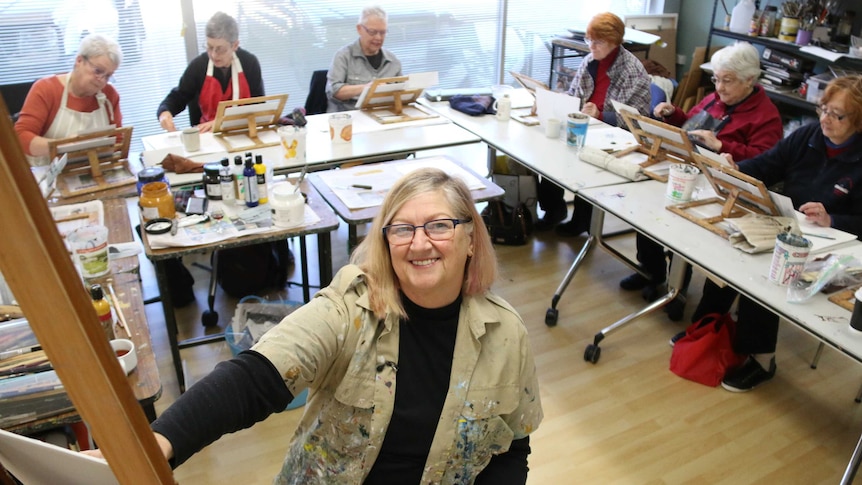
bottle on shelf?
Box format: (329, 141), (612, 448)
(730, 0), (756, 34)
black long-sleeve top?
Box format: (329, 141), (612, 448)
(156, 48), (265, 125)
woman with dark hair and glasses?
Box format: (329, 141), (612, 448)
(157, 11), (264, 133)
(326, 5), (402, 112)
(685, 75), (862, 392)
(619, 42), (783, 319)
(15, 34), (122, 167)
(90, 168), (543, 483)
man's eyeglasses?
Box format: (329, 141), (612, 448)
(584, 38), (606, 47)
(710, 76), (739, 86)
(360, 25), (388, 37)
(816, 105), (847, 121)
(382, 218), (470, 245)
(83, 57), (113, 81)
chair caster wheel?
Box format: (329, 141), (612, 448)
(201, 310), (219, 327)
(545, 308), (559, 326)
(584, 344), (601, 364)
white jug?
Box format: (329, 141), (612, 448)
(729, 0), (756, 34)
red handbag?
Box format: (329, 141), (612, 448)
(669, 313), (746, 387)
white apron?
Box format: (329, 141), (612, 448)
(28, 74), (113, 166)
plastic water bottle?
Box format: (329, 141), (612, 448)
(729, 0), (756, 34)
(495, 94), (511, 121)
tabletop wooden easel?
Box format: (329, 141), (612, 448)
(667, 152), (779, 238)
(212, 94), (288, 152)
(48, 126), (135, 198)
(358, 76), (436, 124)
(619, 111), (697, 183)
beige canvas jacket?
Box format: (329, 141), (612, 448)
(253, 265), (543, 484)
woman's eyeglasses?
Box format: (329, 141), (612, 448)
(584, 38), (606, 47)
(204, 43), (232, 56)
(382, 218), (470, 245)
(816, 105), (847, 121)
(710, 76), (740, 86)
(83, 57), (113, 81)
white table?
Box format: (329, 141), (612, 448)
(577, 180), (862, 484)
(140, 109), (482, 187)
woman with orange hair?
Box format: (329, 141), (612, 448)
(537, 12), (651, 235)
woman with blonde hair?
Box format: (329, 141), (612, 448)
(101, 168), (543, 484)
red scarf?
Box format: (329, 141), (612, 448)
(588, 46), (621, 121)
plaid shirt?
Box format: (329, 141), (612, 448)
(567, 47), (651, 127)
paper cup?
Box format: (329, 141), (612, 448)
(767, 233), (811, 286)
(278, 126), (307, 164)
(851, 288), (862, 332)
(67, 225), (110, 278)
(110, 338), (137, 375)
(181, 127), (200, 152)
(566, 113), (589, 148)
(545, 118), (561, 138)
(329, 113), (353, 144)
(666, 164), (700, 202)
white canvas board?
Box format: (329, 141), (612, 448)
(0, 428), (119, 485)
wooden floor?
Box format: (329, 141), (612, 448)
(135, 150), (862, 484)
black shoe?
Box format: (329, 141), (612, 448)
(554, 219), (589, 237)
(721, 356), (776, 392)
(535, 209), (567, 231)
(641, 283), (665, 302)
(669, 330), (686, 347)
(620, 273), (651, 291)
(664, 294), (686, 322)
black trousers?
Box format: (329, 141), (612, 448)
(634, 233), (694, 288)
(537, 177), (566, 215)
(692, 278), (779, 355)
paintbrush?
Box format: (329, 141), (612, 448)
(107, 283), (132, 338)
(294, 164), (309, 194)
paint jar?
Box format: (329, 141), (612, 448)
(136, 167), (168, 196)
(203, 163), (222, 200)
(139, 182), (176, 221)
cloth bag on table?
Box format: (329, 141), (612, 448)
(669, 312), (746, 387)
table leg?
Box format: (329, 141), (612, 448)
(300, 236), (310, 303)
(584, 248), (688, 364)
(317, 232), (333, 288)
(486, 145), (497, 177)
(841, 430), (862, 484)
(153, 259), (185, 393)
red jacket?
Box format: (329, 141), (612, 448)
(663, 85), (782, 161)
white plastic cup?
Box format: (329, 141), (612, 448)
(270, 183), (306, 228)
(181, 127), (200, 152)
(66, 225), (110, 278)
(545, 118), (561, 138)
(767, 233), (811, 286)
(110, 338), (137, 375)
(278, 126), (307, 165)
(666, 164), (700, 202)
(566, 113), (589, 148)
(329, 113), (353, 144)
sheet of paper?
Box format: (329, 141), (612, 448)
(585, 125), (638, 151)
(799, 46), (845, 62)
(695, 145), (732, 167)
(794, 211), (859, 254)
(535, 89), (581, 126)
(611, 99), (639, 116)
(406, 71), (439, 89)
(623, 27), (661, 45)
(769, 191), (796, 217)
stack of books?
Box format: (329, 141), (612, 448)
(759, 48), (814, 94)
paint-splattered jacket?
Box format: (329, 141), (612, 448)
(253, 264), (543, 484)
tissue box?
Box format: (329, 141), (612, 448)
(806, 73), (834, 104)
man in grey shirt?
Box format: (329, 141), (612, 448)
(326, 5), (403, 112)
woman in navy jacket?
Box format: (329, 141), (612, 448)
(690, 75), (862, 392)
